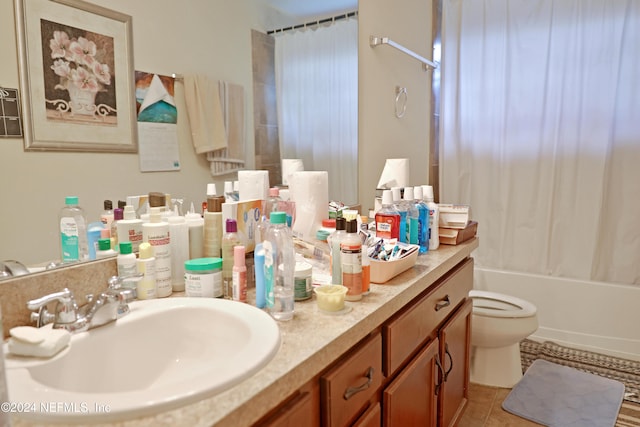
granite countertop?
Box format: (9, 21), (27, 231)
(12, 238), (478, 427)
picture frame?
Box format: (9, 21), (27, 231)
(14, 0), (138, 152)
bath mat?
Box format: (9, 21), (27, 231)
(502, 359), (625, 427)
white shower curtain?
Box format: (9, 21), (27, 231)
(441, 0), (640, 284)
(274, 18), (358, 205)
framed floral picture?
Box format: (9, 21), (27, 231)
(14, 0), (138, 152)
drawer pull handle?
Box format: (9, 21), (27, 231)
(444, 343), (454, 382)
(343, 367), (375, 400)
(435, 356), (445, 396)
(435, 295), (451, 311)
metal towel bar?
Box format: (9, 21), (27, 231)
(369, 36), (438, 71)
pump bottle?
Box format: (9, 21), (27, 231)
(142, 207), (172, 297)
(222, 219), (241, 299)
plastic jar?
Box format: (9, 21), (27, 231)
(294, 261), (313, 301)
(184, 257), (223, 298)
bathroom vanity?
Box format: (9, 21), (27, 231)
(8, 238), (478, 427)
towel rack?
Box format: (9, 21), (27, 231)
(369, 36), (438, 71)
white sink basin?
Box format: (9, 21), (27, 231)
(4, 297), (281, 423)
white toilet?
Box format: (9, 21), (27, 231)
(469, 290), (538, 388)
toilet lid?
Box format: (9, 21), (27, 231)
(469, 290), (537, 318)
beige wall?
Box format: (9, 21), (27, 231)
(0, 0), (269, 265)
(1, 0), (433, 265)
(358, 0), (433, 213)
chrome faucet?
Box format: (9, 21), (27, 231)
(27, 274), (141, 333)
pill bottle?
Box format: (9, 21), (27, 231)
(294, 261), (313, 301)
(184, 257), (223, 298)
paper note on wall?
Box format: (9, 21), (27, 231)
(135, 71), (180, 172)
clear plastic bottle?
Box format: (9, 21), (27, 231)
(404, 187), (420, 245)
(341, 219), (362, 301)
(222, 219), (242, 299)
(375, 190), (400, 240)
(263, 211), (295, 321)
(204, 195), (224, 258)
(100, 200), (114, 230)
(391, 187), (408, 243)
(328, 217), (347, 285)
(422, 185), (440, 250)
(266, 187), (282, 216)
(413, 186), (430, 254)
(59, 196), (89, 263)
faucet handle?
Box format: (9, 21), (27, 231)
(108, 273), (144, 290)
(27, 288), (79, 326)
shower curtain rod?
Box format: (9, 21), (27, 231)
(267, 10), (357, 35)
(370, 36), (438, 70)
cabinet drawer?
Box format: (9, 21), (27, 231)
(321, 332), (383, 427)
(383, 257), (473, 377)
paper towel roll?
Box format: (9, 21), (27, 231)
(281, 159), (305, 186)
(377, 158), (410, 189)
(288, 171), (328, 242)
(238, 170), (269, 201)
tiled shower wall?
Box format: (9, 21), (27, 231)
(251, 30), (282, 187)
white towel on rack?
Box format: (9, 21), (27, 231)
(183, 74), (227, 154)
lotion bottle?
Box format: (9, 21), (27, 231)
(168, 213), (189, 292)
(422, 185), (440, 250)
(341, 219), (362, 301)
(136, 242), (157, 300)
(143, 207), (172, 297)
(95, 238), (116, 259)
(117, 242), (137, 277)
(116, 205), (143, 253)
(232, 245), (247, 303)
(328, 216), (347, 285)
(185, 203), (204, 259)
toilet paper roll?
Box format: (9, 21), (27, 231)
(288, 171), (329, 242)
(377, 158), (410, 189)
(281, 159), (304, 186)
(238, 170), (269, 201)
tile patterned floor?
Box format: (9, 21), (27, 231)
(460, 382), (640, 426)
(459, 382), (540, 427)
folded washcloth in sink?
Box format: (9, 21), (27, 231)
(8, 325), (70, 358)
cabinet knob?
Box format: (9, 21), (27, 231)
(343, 367), (375, 400)
(435, 294), (451, 311)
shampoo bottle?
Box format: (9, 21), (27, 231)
(136, 242), (157, 300)
(143, 207), (172, 297)
(110, 207), (124, 253)
(100, 200), (114, 230)
(204, 195), (224, 258)
(95, 238), (116, 259)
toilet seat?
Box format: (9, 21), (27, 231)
(469, 290), (537, 318)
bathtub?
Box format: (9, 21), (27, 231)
(473, 267), (640, 362)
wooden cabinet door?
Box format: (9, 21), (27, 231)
(353, 402), (381, 427)
(437, 298), (472, 427)
(382, 338), (439, 427)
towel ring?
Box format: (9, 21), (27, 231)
(395, 86), (407, 118)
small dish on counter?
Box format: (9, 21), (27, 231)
(314, 285), (348, 312)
